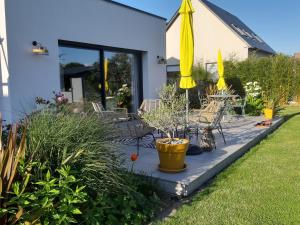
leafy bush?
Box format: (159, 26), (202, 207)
(8, 165), (87, 225)
(83, 175), (160, 225)
(192, 63), (210, 82)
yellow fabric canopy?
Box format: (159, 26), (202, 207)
(104, 59), (109, 92)
(179, 0), (196, 89)
(216, 50), (227, 91)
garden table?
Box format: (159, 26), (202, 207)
(208, 94), (239, 101)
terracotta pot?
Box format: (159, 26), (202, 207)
(264, 108), (273, 119)
(155, 138), (189, 173)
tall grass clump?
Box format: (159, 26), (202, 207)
(26, 110), (124, 193)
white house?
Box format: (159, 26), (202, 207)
(0, 0), (167, 122)
(166, 0), (275, 79)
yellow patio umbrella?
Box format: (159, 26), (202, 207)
(179, 0), (196, 123)
(216, 50), (227, 91)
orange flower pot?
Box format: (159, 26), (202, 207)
(264, 108), (273, 120)
(155, 138), (189, 173)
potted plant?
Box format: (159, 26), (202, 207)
(263, 100), (275, 119)
(143, 85), (189, 173)
(116, 84), (131, 109)
(263, 91), (280, 120)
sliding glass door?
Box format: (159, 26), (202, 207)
(59, 43), (141, 112)
(104, 51), (139, 112)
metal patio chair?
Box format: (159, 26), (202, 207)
(116, 113), (156, 156)
(92, 102), (129, 122)
(191, 100), (227, 146)
(229, 95), (247, 116)
(137, 99), (161, 116)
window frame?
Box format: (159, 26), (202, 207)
(58, 39), (143, 109)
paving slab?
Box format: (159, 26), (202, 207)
(120, 116), (284, 196)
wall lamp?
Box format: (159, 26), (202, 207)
(32, 41), (49, 55)
(0, 36), (4, 44)
(157, 56), (167, 64)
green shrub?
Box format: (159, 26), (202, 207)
(9, 164), (87, 225)
(83, 175), (161, 225)
(192, 63), (209, 82)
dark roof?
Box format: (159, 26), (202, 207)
(102, 0), (166, 21)
(167, 0), (275, 54)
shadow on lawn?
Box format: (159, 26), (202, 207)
(282, 112), (300, 122)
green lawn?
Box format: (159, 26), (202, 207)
(156, 106), (300, 225)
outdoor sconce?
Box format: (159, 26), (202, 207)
(0, 36), (4, 44)
(157, 56), (167, 64)
(32, 41), (49, 55)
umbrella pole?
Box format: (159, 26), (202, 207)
(186, 89), (189, 124)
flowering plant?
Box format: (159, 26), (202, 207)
(244, 82), (262, 98)
(53, 91), (68, 106)
(116, 84), (131, 109)
(244, 81), (264, 116)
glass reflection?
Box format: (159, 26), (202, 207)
(59, 47), (101, 103)
(104, 51), (138, 112)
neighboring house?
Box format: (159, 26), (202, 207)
(295, 52), (300, 59)
(0, 0), (167, 122)
(166, 0), (275, 80)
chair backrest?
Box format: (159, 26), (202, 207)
(203, 100), (223, 113)
(210, 105), (226, 129)
(92, 102), (105, 114)
(139, 99), (161, 113)
(243, 95), (248, 107)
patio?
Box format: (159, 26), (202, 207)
(120, 116), (284, 196)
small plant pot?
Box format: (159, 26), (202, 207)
(264, 108), (273, 119)
(155, 138), (189, 173)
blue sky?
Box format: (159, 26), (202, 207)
(114, 0), (300, 55)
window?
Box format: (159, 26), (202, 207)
(104, 51), (139, 111)
(206, 62), (218, 82)
(59, 42), (142, 112)
(59, 47), (101, 103)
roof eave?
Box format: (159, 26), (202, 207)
(167, 9), (179, 31)
(103, 0), (167, 21)
(249, 47), (276, 55)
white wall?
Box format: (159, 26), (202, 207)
(0, 0), (12, 122)
(166, 0), (249, 68)
(3, 0), (166, 121)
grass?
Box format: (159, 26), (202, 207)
(156, 106), (300, 225)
